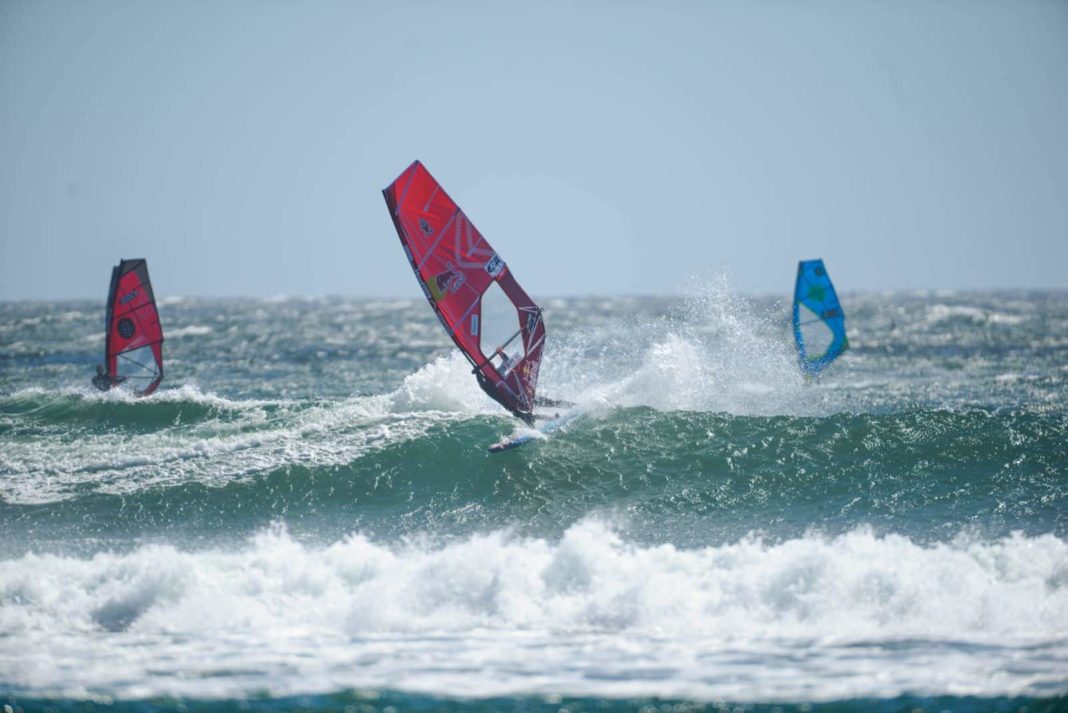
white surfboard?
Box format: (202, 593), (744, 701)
(488, 409), (580, 453)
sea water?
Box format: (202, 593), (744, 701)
(1, 286), (1066, 712)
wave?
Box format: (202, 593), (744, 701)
(0, 352), (519, 509)
(166, 325), (214, 337)
(1, 521), (1065, 702)
(926, 303), (1032, 327)
(2, 405), (1064, 552)
(0, 385), (290, 432)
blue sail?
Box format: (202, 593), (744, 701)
(792, 259), (848, 376)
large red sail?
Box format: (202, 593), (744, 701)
(383, 161), (545, 423)
(104, 259), (164, 396)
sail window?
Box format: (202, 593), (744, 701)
(796, 302), (835, 359)
(479, 281), (525, 374)
(115, 344), (162, 385)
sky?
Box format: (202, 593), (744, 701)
(1, 0), (1066, 300)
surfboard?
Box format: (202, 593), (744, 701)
(382, 161), (547, 426)
(792, 258), (848, 377)
(97, 258), (164, 396)
(488, 409), (580, 453)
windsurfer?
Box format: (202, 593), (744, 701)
(91, 364), (125, 391)
(91, 365), (111, 391)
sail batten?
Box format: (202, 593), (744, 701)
(383, 161), (545, 423)
(792, 259), (847, 377)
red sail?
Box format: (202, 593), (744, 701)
(383, 161), (545, 422)
(105, 259), (164, 395)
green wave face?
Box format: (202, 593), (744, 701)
(2, 405), (1064, 555)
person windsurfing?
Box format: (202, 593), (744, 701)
(91, 364), (110, 391)
(383, 161), (546, 424)
(475, 369), (537, 426)
(383, 161), (576, 443)
(93, 259), (165, 396)
(91, 364), (125, 391)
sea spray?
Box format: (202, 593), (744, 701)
(546, 274), (812, 416)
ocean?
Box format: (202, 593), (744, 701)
(1, 286), (1066, 712)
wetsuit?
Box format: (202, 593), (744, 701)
(92, 367), (124, 391)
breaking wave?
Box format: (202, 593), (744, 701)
(1, 521), (1066, 702)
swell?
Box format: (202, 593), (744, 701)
(0, 388), (286, 434)
(3, 407), (1064, 555)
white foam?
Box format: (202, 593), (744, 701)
(986, 312), (1029, 326)
(925, 304), (1027, 326)
(166, 325), (214, 337)
(6, 384), (285, 410)
(387, 352), (500, 416)
(0, 521), (1064, 701)
(927, 304), (987, 323)
(144, 383), (288, 408)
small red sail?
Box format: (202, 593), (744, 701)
(383, 161), (545, 423)
(104, 259), (164, 395)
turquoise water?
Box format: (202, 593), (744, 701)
(1, 288), (1066, 712)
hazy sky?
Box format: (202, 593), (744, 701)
(2, 0), (1066, 300)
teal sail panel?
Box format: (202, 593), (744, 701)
(792, 259), (848, 376)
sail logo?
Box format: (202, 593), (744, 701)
(522, 357), (539, 387)
(427, 263), (465, 301)
(485, 255), (504, 277)
(419, 218), (434, 237)
(470, 314), (479, 336)
(525, 311), (540, 335)
(117, 318), (136, 339)
(119, 290), (139, 305)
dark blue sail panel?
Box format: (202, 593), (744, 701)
(792, 259), (848, 376)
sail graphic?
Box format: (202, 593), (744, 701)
(103, 259), (164, 395)
(383, 161), (545, 423)
(792, 259), (848, 377)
